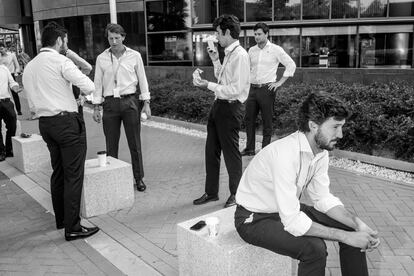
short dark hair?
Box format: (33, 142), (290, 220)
(253, 22), (269, 34)
(297, 91), (350, 132)
(41, 21), (67, 47)
(213, 14), (241, 39)
(105, 23), (126, 37)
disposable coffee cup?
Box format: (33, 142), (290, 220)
(207, 40), (216, 53)
(205, 216), (220, 237)
(97, 151), (107, 167)
(141, 112), (147, 121)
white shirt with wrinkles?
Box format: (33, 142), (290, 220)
(249, 40), (296, 84)
(0, 65), (18, 99)
(93, 47), (150, 104)
(23, 48), (95, 118)
(236, 131), (343, 237)
(207, 40), (250, 103)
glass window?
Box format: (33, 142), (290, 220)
(118, 12), (147, 64)
(389, 0), (414, 17)
(274, 0), (301, 21)
(193, 31), (216, 66)
(246, 0), (272, 22)
(219, 0), (244, 22)
(148, 32), (192, 65)
(91, 14), (111, 59)
(146, 0), (191, 32)
(359, 25), (413, 68)
(360, 0), (387, 17)
(331, 0), (358, 18)
(192, 0), (217, 25)
(302, 0), (330, 20)
(302, 26), (357, 68)
(270, 28), (300, 66)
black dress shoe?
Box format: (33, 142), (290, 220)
(137, 179), (146, 192)
(193, 193), (219, 205)
(5, 151), (13, 157)
(65, 225), (99, 241)
(241, 149), (255, 156)
(0, 153), (5, 162)
(224, 194), (236, 208)
(56, 223), (64, 230)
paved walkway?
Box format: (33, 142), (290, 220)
(0, 95), (413, 275)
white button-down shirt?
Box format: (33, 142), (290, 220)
(0, 65), (18, 99)
(236, 131), (343, 237)
(23, 48), (95, 117)
(249, 41), (296, 84)
(207, 41), (250, 103)
(93, 47), (150, 104)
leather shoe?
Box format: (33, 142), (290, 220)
(65, 225), (99, 241)
(224, 194), (236, 208)
(193, 193), (219, 205)
(0, 153), (5, 162)
(137, 179), (146, 192)
(241, 149), (255, 156)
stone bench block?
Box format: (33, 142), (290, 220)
(81, 156), (134, 218)
(177, 206), (296, 276)
(10, 133), (51, 173)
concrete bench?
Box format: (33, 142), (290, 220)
(81, 156), (134, 218)
(10, 133), (51, 173)
(177, 206), (296, 276)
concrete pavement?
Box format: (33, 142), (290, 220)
(0, 95), (413, 275)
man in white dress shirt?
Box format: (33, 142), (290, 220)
(241, 22), (296, 156)
(235, 92), (380, 276)
(0, 64), (21, 161)
(23, 22), (99, 241)
(193, 14), (250, 208)
(92, 23), (151, 192)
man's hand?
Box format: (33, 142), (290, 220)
(268, 82), (282, 92)
(342, 231), (377, 250)
(11, 85), (22, 93)
(355, 217), (380, 252)
(141, 101), (151, 119)
(92, 108), (101, 123)
(207, 46), (219, 62)
(193, 78), (208, 88)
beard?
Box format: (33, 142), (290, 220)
(315, 128), (338, 151)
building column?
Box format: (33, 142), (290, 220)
(109, 0), (117, 23)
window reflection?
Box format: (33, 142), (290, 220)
(360, 0), (387, 17)
(146, 0), (191, 32)
(192, 0), (217, 24)
(389, 0), (414, 17)
(359, 25), (413, 68)
(270, 29), (300, 66)
(302, 0), (330, 20)
(302, 27), (357, 68)
(219, 0), (244, 22)
(118, 12), (147, 64)
(148, 33), (192, 64)
(274, 0), (301, 21)
(331, 0), (358, 19)
(246, 0), (272, 22)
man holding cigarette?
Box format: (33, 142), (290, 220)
(241, 22), (296, 156)
(193, 14), (250, 208)
(235, 92), (380, 276)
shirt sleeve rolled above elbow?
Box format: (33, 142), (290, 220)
(283, 211), (313, 237)
(314, 195), (343, 214)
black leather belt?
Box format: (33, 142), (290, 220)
(0, 98), (11, 102)
(216, 98), (240, 104)
(41, 111), (78, 118)
(251, 82), (272, 88)
(105, 94), (136, 99)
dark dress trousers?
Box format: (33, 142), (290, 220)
(0, 98), (16, 154)
(205, 99), (243, 196)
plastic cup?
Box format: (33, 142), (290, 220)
(207, 40), (216, 53)
(141, 112), (147, 121)
(205, 216), (220, 237)
(97, 151), (107, 167)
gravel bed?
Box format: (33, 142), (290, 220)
(143, 120), (414, 185)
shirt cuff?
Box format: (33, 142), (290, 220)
(283, 211), (313, 237)
(139, 92), (150, 101)
(314, 196), (344, 214)
(207, 82), (218, 92)
(282, 69), (295, 78)
(212, 59), (221, 67)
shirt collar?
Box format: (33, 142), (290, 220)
(39, 47), (59, 54)
(297, 131), (326, 158)
(105, 46), (131, 55)
(224, 40), (240, 56)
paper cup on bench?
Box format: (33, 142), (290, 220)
(97, 151), (107, 167)
(205, 216), (220, 237)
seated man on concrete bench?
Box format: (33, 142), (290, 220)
(235, 92), (380, 276)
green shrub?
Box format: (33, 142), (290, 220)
(149, 78), (414, 162)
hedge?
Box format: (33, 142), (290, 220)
(149, 77), (414, 162)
